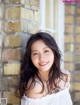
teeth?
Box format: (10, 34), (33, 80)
(40, 64), (46, 66)
(39, 62), (48, 66)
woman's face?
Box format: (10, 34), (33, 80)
(31, 39), (54, 73)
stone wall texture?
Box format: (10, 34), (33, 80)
(0, 0), (39, 105)
(64, 3), (80, 105)
(0, 1), (80, 105)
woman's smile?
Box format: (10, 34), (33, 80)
(39, 61), (49, 66)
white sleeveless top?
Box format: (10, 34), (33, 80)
(21, 87), (73, 105)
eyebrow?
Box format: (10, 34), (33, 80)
(31, 47), (49, 53)
(31, 50), (38, 53)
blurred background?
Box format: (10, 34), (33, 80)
(0, 0), (80, 105)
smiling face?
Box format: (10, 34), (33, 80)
(31, 39), (54, 74)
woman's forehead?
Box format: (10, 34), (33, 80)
(31, 40), (49, 51)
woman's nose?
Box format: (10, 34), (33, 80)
(39, 53), (45, 59)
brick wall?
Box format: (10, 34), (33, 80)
(0, 0), (39, 105)
(0, 1), (80, 105)
(64, 3), (80, 105)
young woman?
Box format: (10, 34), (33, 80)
(19, 32), (73, 105)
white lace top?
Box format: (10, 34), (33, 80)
(21, 87), (73, 105)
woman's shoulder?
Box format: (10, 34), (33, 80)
(61, 69), (71, 81)
(59, 69), (71, 89)
(25, 78), (46, 99)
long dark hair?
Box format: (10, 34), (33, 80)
(19, 32), (67, 98)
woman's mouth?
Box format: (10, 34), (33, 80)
(39, 61), (49, 66)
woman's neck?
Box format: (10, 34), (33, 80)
(38, 70), (49, 82)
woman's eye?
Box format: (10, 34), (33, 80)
(33, 53), (38, 56)
(44, 50), (49, 53)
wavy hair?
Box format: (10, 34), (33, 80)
(19, 32), (67, 98)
